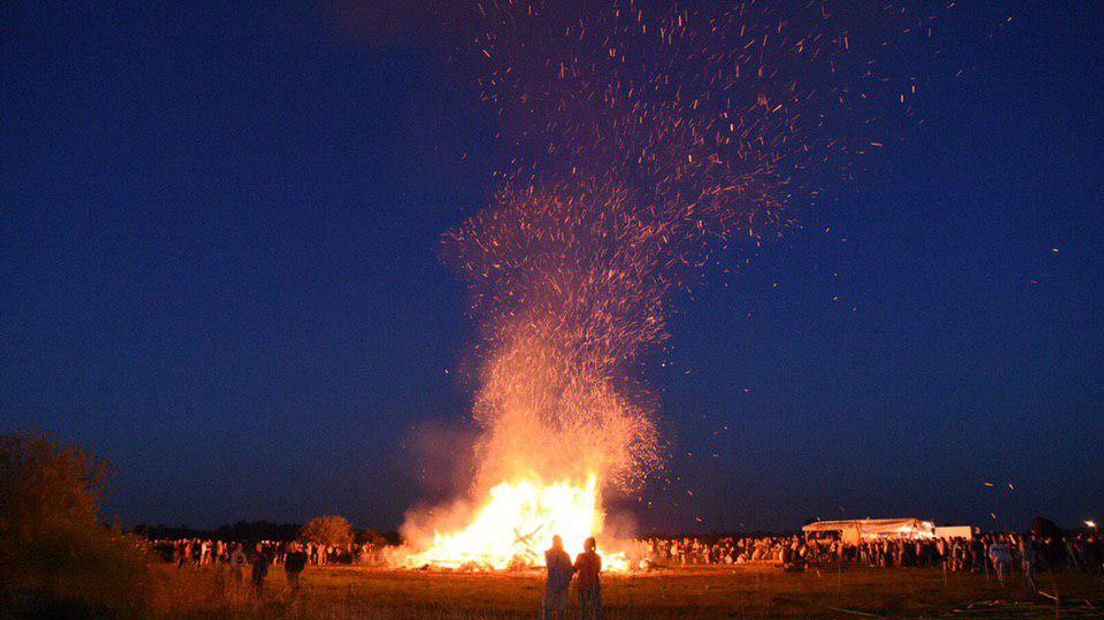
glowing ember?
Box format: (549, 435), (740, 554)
(401, 474), (630, 571)
(396, 1), (941, 571)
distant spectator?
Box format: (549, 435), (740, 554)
(285, 543), (308, 593)
(988, 540), (1012, 587)
(251, 544), (270, 593)
(230, 543), (248, 583)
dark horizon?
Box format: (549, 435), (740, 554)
(3, 1), (1102, 534)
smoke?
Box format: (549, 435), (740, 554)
(402, 0), (944, 552)
(441, 0), (911, 492)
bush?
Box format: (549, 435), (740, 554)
(0, 430), (153, 616)
(300, 515), (354, 546)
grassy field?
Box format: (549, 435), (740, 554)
(156, 563), (1104, 619)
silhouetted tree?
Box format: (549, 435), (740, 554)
(300, 515), (354, 546)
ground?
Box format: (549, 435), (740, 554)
(158, 564), (1104, 619)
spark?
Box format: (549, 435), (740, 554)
(399, 0), (946, 570)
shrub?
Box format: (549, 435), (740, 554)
(0, 430), (153, 616)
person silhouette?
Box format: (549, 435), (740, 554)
(574, 537), (602, 620)
(543, 535), (574, 620)
(250, 544), (269, 594)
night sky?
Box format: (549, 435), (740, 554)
(2, 2), (1102, 533)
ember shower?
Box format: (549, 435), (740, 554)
(399, 0), (934, 569)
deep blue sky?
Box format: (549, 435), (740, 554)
(2, 2), (1101, 533)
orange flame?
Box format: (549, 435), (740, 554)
(400, 473), (630, 571)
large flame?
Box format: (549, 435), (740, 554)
(401, 473), (629, 571)
(387, 0), (930, 574)
(396, 0), (906, 573)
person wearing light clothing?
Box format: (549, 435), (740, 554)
(987, 541), (1012, 587)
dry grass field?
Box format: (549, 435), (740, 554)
(156, 564), (1104, 619)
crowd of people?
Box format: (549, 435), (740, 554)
(153, 538), (385, 569)
(145, 529), (1102, 593)
(136, 527), (1101, 615)
(148, 538), (384, 593)
(536, 529), (1101, 618)
(641, 531), (1104, 582)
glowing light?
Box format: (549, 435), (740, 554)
(395, 1), (942, 571)
(1086, 520), (1097, 529)
(401, 474), (629, 571)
